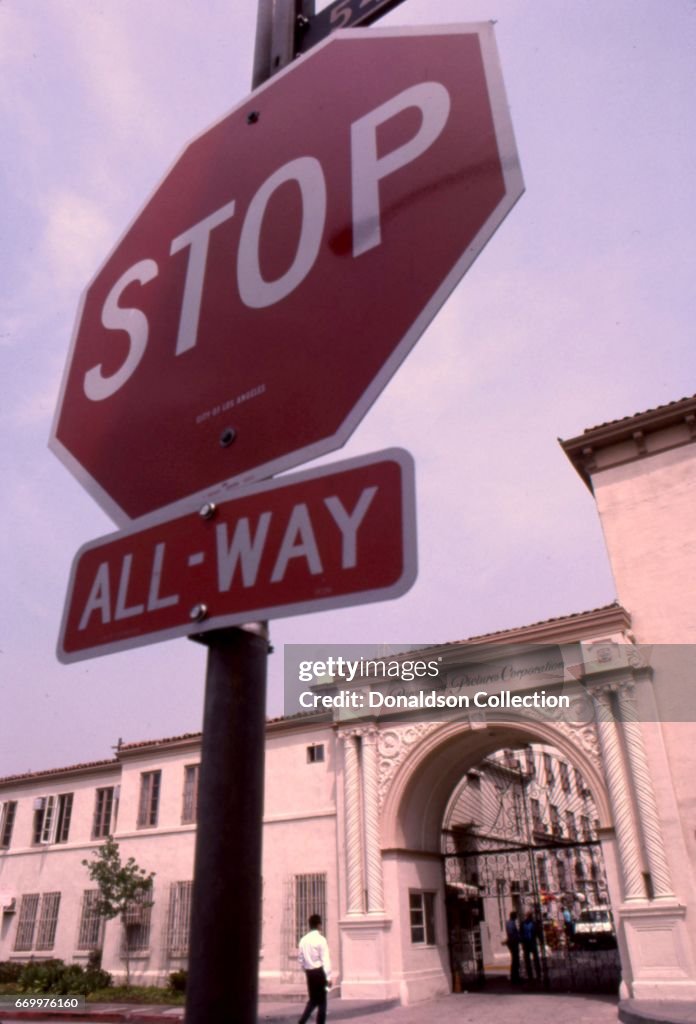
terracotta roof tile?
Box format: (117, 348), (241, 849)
(0, 757), (118, 787)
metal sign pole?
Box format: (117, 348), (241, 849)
(185, 626), (269, 1023)
(185, 6), (302, 1022)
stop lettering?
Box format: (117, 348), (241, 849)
(50, 26), (522, 523)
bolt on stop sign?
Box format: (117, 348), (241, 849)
(50, 24), (523, 524)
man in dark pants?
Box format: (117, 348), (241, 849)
(521, 910), (542, 981)
(298, 914), (332, 1024)
(505, 910), (522, 984)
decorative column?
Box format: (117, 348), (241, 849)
(341, 732), (365, 914)
(361, 728), (385, 913)
(616, 686), (674, 899)
(593, 688), (645, 901)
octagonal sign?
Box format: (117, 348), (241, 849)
(50, 24), (523, 524)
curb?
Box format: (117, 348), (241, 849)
(619, 1002), (696, 1024)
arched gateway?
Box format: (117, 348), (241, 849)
(331, 619), (696, 1005)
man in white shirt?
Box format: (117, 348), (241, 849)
(297, 913), (332, 1024)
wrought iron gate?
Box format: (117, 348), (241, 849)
(442, 745), (620, 994)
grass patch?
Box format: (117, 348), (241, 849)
(86, 986), (186, 1005)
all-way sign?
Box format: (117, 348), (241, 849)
(58, 450), (416, 662)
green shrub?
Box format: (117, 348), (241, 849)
(168, 969), (187, 993)
(19, 960), (67, 993)
(18, 960), (112, 995)
(0, 962), (23, 984)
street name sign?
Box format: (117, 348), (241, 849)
(50, 24), (523, 525)
(295, 0), (410, 54)
(57, 449), (416, 662)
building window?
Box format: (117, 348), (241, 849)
(543, 753), (555, 787)
(557, 857), (569, 892)
(306, 744), (325, 764)
(14, 892), (61, 952)
(14, 894), (40, 951)
(581, 814), (593, 841)
(530, 798), (543, 831)
(165, 881), (193, 955)
(92, 787), (117, 839)
(409, 891), (436, 945)
(137, 771), (161, 828)
(566, 810), (578, 840)
(0, 801), (17, 849)
(77, 890), (104, 951)
(33, 794), (73, 845)
(550, 805), (562, 837)
(181, 765), (199, 825)
(559, 762), (571, 793)
(294, 873), (327, 944)
(121, 886), (153, 954)
(536, 855), (549, 890)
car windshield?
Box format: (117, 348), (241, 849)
(580, 910), (610, 923)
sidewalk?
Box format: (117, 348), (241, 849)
(2, 991), (696, 1024)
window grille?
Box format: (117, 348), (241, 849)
(0, 801), (16, 849)
(14, 894), (40, 952)
(137, 771), (161, 828)
(181, 766), (199, 825)
(121, 886), (153, 954)
(92, 787), (115, 839)
(35, 893), (61, 950)
(77, 890), (104, 950)
(165, 881), (193, 955)
(409, 891), (435, 945)
(294, 873), (326, 945)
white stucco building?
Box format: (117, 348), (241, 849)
(1, 394), (695, 1005)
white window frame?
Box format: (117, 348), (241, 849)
(409, 890), (436, 946)
(33, 794), (73, 845)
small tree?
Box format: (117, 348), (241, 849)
(82, 837), (155, 988)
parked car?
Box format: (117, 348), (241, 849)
(573, 907), (617, 950)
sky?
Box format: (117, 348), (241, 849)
(1, 0), (694, 778)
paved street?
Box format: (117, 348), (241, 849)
(261, 991), (621, 1024)
(0, 989), (623, 1024)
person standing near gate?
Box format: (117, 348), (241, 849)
(298, 914), (332, 1024)
(521, 910), (542, 981)
(505, 910), (522, 984)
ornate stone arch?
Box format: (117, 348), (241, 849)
(379, 715), (610, 852)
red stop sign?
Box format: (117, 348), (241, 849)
(50, 24), (522, 524)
